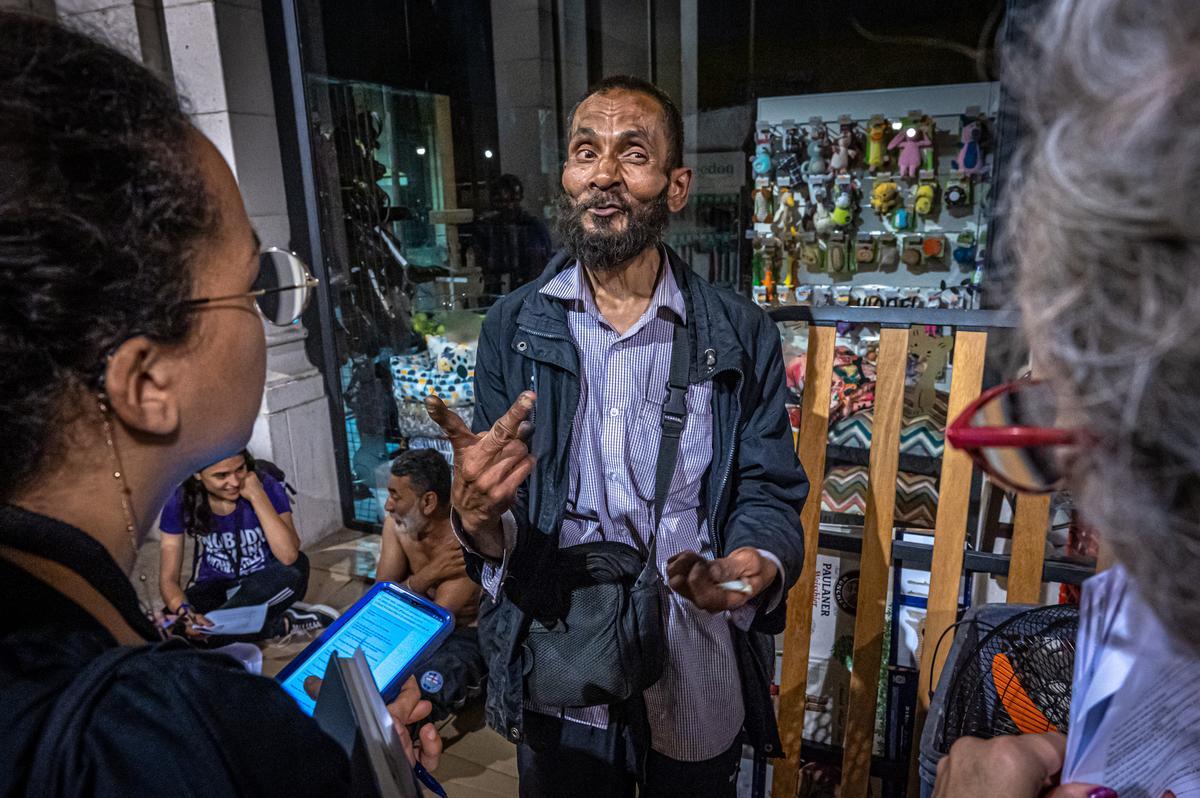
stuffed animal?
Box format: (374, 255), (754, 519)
(831, 191), (854, 227)
(752, 144), (773, 178)
(829, 130), (858, 176)
(753, 185), (773, 223)
(801, 127), (829, 176)
(871, 181), (901, 214)
(772, 185), (801, 238)
(914, 183), (937, 215)
(952, 117), (987, 177)
(887, 126), (932, 179)
(865, 116), (890, 173)
(952, 230), (977, 265)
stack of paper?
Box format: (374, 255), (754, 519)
(1063, 565), (1200, 793)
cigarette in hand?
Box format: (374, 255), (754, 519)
(718, 579), (754, 595)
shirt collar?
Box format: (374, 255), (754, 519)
(540, 246), (687, 326)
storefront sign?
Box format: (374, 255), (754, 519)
(691, 151), (745, 195)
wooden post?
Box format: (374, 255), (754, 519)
(773, 324), (837, 798)
(839, 326), (910, 798)
(906, 330), (988, 797)
(1008, 493), (1051, 603)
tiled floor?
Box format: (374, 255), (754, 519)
(141, 527), (520, 797)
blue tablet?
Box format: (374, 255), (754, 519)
(275, 582), (454, 715)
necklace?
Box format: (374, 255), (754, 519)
(98, 395), (165, 638)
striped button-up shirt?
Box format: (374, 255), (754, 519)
(473, 258), (781, 761)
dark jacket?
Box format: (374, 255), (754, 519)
(466, 245), (808, 756)
(0, 505), (368, 797)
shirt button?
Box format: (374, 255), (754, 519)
(609, 407), (621, 417)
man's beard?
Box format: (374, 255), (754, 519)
(554, 187), (670, 272)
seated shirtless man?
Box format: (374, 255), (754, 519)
(376, 449), (484, 720)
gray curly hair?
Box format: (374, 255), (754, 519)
(1006, 0), (1200, 650)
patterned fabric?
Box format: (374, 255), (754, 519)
(786, 345), (878, 424)
(821, 465), (939, 528)
(519, 261), (754, 761)
(828, 407), (946, 458)
(390, 334), (476, 407)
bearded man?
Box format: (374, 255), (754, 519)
(427, 75), (807, 796)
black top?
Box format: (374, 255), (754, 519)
(0, 504), (367, 797)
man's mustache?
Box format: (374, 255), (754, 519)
(573, 192), (631, 213)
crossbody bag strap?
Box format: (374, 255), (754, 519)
(631, 319), (690, 560)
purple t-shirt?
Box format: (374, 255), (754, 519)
(160, 473), (291, 583)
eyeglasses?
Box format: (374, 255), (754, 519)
(185, 248), (319, 326)
(945, 378), (1090, 494)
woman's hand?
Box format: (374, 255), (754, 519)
(239, 470), (267, 502)
(933, 733), (1114, 798)
(303, 675), (442, 771)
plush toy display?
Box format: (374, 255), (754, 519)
(745, 104), (993, 308)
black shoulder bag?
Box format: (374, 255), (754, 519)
(521, 320), (690, 708)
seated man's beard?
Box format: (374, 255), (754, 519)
(554, 187), (670, 272)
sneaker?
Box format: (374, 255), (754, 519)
(291, 601), (340, 627)
(281, 605), (339, 638)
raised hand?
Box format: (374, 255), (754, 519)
(425, 391), (536, 559)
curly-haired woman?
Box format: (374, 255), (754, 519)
(0, 13), (439, 794)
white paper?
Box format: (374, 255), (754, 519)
(1063, 566), (1200, 794)
(196, 603), (269, 635)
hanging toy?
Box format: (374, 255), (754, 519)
(812, 194), (833, 236)
(829, 129), (858, 176)
(752, 145), (773, 179)
(772, 185), (801, 239)
(801, 123), (830, 178)
(952, 116), (987, 177)
(753, 183), (773, 224)
(751, 236), (767, 305)
(830, 188), (855, 228)
(871, 181), (901, 215)
(943, 178), (972, 214)
(901, 235), (924, 268)
(952, 230), (977, 265)
(865, 115), (890, 173)
(916, 114), (938, 173)
(887, 124), (932, 179)
(855, 233), (877, 267)
(827, 230), (851, 273)
(914, 181), (938, 216)
(878, 233), (899, 270)
(891, 205), (914, 231)
(799, 233), (824, 271)
(783, 124), (805, 155)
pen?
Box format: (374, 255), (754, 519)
(413, 762), (447, 798)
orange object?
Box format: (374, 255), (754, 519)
(992, 652), (1057, 734)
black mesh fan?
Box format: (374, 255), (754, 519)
(936, 605), (1078, 753)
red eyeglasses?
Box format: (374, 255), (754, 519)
(946, 379), (1089, 494)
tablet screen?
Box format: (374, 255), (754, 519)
(279, 587), (446, 714)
